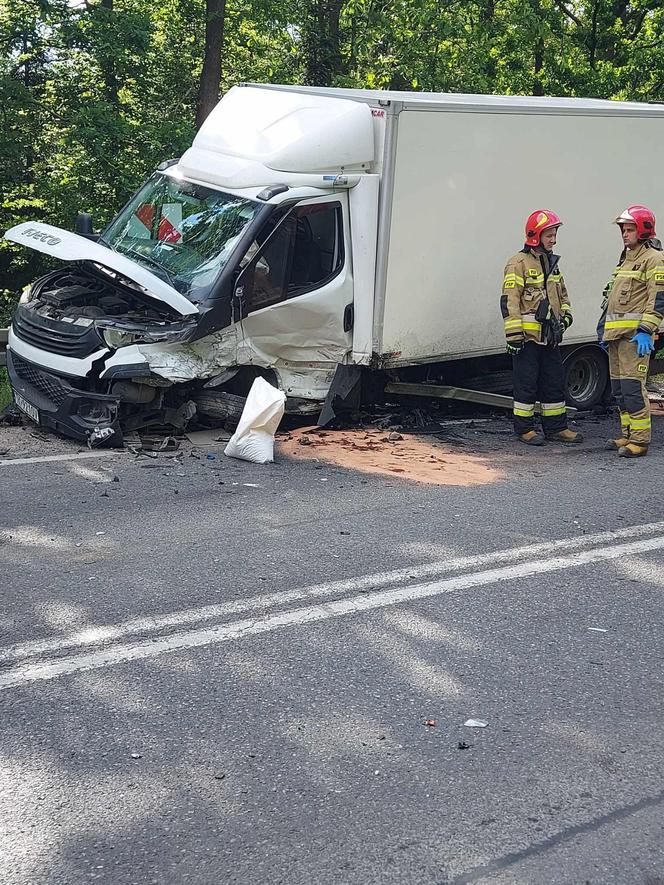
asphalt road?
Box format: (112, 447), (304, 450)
(1, 412), (663, 885)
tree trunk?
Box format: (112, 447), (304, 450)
(589, 0), (598, 69)
(196, 0), (226, 129)
(303, 0), (345, 86)
(528, 0), (545, 96)
(533, 35), (544, 95)
(21, 32), (34, 183)
(100, 0), (119, 106)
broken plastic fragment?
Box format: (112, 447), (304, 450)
(88, 426), (115, 448)
(139, 435), (180, 453)
(464, 719), (488, 728)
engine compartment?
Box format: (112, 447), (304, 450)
(28, 265), (176, 326)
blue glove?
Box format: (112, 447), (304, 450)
(599, 340), (609, 352)
(630, 332), (655, 357)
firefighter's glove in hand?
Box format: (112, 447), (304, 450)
(506, 341), (524, 356)
(630, 332), (655, 357)
(560, 314), (573, 330)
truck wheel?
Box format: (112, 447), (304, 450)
(563, 346), (608, 410)
(193, 391), (246, 427)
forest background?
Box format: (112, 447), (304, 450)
(1, 0), (664, 324)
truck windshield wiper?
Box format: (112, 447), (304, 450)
(119, 246), (177, 288)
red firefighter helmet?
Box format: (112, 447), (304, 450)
(524, 209), (563, 247)
(614, 205), (656, 240)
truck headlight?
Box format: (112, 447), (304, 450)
(101, 329), (138, 350)
(96, 319), (197, 349)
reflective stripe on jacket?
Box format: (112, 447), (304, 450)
(600, 242), (664, 342)
(500, 248), (572, 345)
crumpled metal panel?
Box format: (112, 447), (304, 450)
(136, 326), (239, 383)
(135, 310), (345, 403)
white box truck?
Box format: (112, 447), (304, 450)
(5, 84), (664, 443)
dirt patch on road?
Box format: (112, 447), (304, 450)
(0, 421), (84, 460)
(277, 427), (503, 486)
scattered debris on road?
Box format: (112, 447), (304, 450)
(1, 384), (662, 484)
(464, 718), (488, 728)
(124, 432), (181, 457)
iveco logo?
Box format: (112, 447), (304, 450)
(24, 228), (61, 245)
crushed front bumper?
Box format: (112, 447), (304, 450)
(7, 349), (122, 445)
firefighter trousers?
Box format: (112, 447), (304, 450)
(512, 342), (568, 435)
(608, 338), (651, 445)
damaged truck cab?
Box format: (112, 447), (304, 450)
(5, 86), (376, 443)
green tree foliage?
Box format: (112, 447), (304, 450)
(1, 0), (663, 303)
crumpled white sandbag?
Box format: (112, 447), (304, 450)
(224, 377), (286, 464)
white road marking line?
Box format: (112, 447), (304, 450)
(0, 452), (123, 467)
(1, 532), (663, 690)
(3, 519), (664, 663)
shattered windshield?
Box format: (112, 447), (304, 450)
(101, 173), (261, 301)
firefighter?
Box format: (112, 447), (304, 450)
(598, 205), (664, 457)
(501, 210), (582, 446)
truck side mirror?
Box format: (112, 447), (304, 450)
(75, 212), (98, 240)
(232, 266), (254, 322)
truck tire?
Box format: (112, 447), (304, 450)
(193, 391), (246, 426)
(563, 346), (609, 410)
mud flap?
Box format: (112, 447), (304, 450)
(317, 365), (363, 427)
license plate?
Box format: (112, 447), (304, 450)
(14, 392), (40, 424)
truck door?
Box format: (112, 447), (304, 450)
(233, 194), (353, 367)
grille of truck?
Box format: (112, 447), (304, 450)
(10, 353), (70, 406)
(13, 306), (104, 358)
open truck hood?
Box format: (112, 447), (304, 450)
(4, 222), (199, 317)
